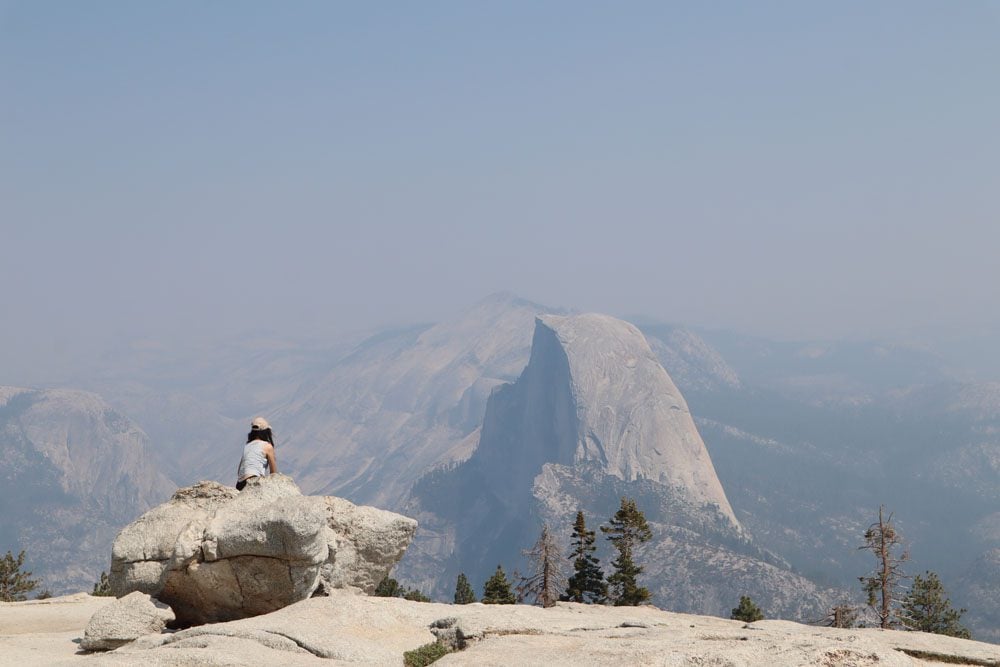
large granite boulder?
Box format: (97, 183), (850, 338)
(109, 474), (417, 626)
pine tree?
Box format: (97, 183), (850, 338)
(403, 588), (432, 602)
(481, 565), (516, 604)
(92, 571), (114, 597)
(601, 497), (653, 606)
(0, 550), (40, 602)
(858, 505), (909, 629)
(453, 573), (477, 604)
(374, 576), (404, 597)
(900, 571), (971, 639)
(516, 524), (568, 608)
(730, 595), (764, 622)
(375, 576), (431, 602)
(563, 510), (607, 604)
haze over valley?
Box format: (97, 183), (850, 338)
(2, 0), (998, 652)
(1, 293), (997, 640)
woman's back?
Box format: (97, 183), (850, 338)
(238, 439), (270, 481)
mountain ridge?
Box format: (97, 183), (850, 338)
(4, 294), (997, 639)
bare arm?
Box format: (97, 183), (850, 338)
(264, 443), (278, 475)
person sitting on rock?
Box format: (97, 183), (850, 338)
(236, 417), (278, 490)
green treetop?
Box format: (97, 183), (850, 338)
(374, 576), (431, 602)
(482, 565), (516, 604)
(901, 571), (971, 639)
(563, 510), (607, 604)
(601, 497), (653, 606)
(454, 572), (477, 604)
(0, 550), (40, 602)
(730, 595), (765, 622)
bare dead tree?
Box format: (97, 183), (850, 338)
(858, 505), (909, 629)
(517, 524), (568, 608)
(820, 603), (859, 628)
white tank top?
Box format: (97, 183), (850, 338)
(238, 440), (270, 480)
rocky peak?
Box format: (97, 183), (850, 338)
(473, 314), (739, 527)
(0, 386), (176, 593)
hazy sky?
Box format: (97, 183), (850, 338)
(3, 1), (999, 382)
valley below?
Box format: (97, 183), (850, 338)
(3, 294), (997, 642)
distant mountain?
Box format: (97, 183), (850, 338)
(78, 335), (357, 486)
(272, 293), (563, 507)
(667, 326), (952, 405)
(638, 324), (1000, 640)
(642, 325), (742, 393)
(399, 314), (836, 619)
(956, 549), (1000, 643)
(0, 387), (175, 593)
(6, 295), (996, 640)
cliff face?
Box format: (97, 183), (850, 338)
(473, 315), (738, 527)
(0, 387), (175, 593)
(403, 315), (834, 619)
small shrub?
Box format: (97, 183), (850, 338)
(731, 595), (764, 623)
(374, 576), (431, 602)
(404, 588), (432, 602)
(403, 641), (450, 667)
(375, 577), (404, 597)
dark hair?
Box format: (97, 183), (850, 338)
(247, 428), (274, 445)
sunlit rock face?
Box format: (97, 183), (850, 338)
(473, 314), (739, 527)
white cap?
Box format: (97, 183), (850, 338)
(251, 417), (271, 431)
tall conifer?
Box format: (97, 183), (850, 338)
(482, 565), (516, 604)
(563, 510), (607, 604)
(601, 497), (653, 606)
(454, 573), (477, 604)
(901, 571), (970, 638)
